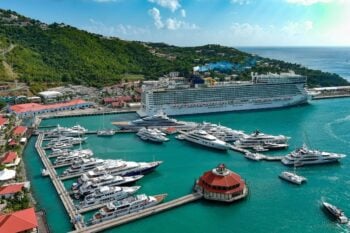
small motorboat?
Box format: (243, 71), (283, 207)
(244, 152), (264, 161)
(322, 202), (348, 224)
(279, 171), (306, 185)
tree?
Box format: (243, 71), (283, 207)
(0, 100), (6, 110)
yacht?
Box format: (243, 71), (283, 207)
(198, 122), (245, 142)
(62, 158), (105, 176)
(281, 144), (346, 166)
(78, 186), (140, 209)
(53, 153), (92, 165)
(76, 160), (162, 183)
(136, 128), (169, 143)
(97, 129), (115, 136)
(46, 124), (87, 137)
(49, 142), (73, 150)
(89, 193), (167, 225)
(244, 151), (264, 161)
(49, 149), (71, 157)
(322, 202), (348, 224)
(47, 137), (87, 147)
(279, 171), (306, 185)
(252, 145), (269, 152)
(73, 174), (144, 199)
(113, 111), (197, 130)
(179, 130), (230, 150)
(234, 130), (289, 150)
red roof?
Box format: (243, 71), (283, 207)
(8, 139), (18, 146)
(0, 116), (9, 126)
(13, 126), (27, 136)
(10, 99), (87, 114)
(0, 183), (24, 195)
(0, 207), (38, 233)
(1, 151), (18, 164)
(198, 164), (245, 194)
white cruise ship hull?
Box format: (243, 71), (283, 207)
(138, 94), (308, 117)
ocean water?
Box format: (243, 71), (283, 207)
(23, 99), (350, 233)
(240, 47), (350, 81)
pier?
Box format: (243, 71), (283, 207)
(229, 145), (284, 161)
(70, 193), (202, 233)
(35, 134), (84, 231)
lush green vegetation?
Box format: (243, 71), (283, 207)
(0, 9), (348, 91)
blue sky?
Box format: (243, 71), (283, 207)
(0, 0), (349, 46)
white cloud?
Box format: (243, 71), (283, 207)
(85, 19), (149, 37)
(282, 20), (313, 35)
(180, 9), (186, 18)
(285, 0), (336, 5)
(148, 0), (181, 12)
(148, 7), (164, 29)
(165, 18), (198, 30)
(230, 23), (263, 35)
(230, 0), (251, 5)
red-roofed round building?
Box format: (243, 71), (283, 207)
(195, 164), (248, 202)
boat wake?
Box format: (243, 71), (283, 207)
(325, 115), (350, 145)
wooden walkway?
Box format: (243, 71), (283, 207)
(35, 134), (84, 230)
(70, 193), (202, 233)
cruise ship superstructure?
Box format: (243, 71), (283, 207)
(137, 72), (309, 116)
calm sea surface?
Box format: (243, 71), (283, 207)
(23, 98), (350, 233)
(240, 47), (350, 81)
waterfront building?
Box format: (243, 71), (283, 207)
(1, 151), (21, 168)
(0, 169), (16, 181)
(12, 126), (27, 138)
(9, 99), (93, 118)
(0, 116), (9, 131)
(0, 183), (27, 198)
(38, 90), (63, 103)
(138, 72), (308, 116)
(0, 207), (38, 232)
(195, 164), (248, 202)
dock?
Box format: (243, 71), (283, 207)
(35, 134), (84, 231)
(229, 145), (284, 161)
(70, 193), (202, 233)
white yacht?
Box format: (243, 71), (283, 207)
(49, 142), (73, 150)
(179, 130), (230, 150)
(49, 149), (71, 157)
(76, 160), (162, 183)
(281, 144), (346, 166)
(113, 111), (197, 130)
(47, 137), (87, 147)
(46, 124), (87, 137)
(78, 186), (140, 208)
(97, 129), (115, 136)
(54, 153), (92, 166)
(198, 122), (245, 142)
(73, 174), (144, 198)
(136, 128), (169, 143)
(279, 171), (307, 185)
(62, 158), (105, 176)
(89, 193), (167, 225)
(234, 130), (289, 150)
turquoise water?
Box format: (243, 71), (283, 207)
(240, 47), (350, 81)
(23, 99), (350, 233)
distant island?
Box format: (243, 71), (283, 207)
(0, 9), (348, 94)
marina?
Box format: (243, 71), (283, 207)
(22, 98), (350, 233)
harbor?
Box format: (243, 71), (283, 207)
(21, 97), (350, 233)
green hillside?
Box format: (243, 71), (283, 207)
(0, 9), (348, 93)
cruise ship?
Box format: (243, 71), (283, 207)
(179, 130), (230, 150)
(281, 144), (346, 166)
(137, 72), (309, 116)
